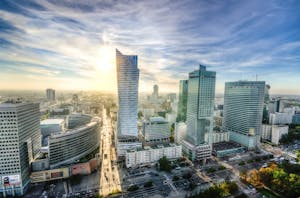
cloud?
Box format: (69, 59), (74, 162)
(0, 0), (299, 94)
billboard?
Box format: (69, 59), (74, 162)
(2, 175), (21, 186)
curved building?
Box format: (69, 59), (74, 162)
(67, 114), (92, 129)
(48, 118), (100, 168)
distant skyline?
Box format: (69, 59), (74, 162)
(0, 0), (300, 94)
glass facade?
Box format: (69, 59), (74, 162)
(223, 81), (265, 149)
(185, 65), (216, 146)
(177, 80), (188, 122)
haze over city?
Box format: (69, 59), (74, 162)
(0, 0), (300, 94)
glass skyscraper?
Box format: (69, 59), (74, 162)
(177, 80), (188, 122)
(183, 65), (216, 161)
(116, 49), (142, 157)
(223, 81), (265, 149)
(116, 49), (139, 137)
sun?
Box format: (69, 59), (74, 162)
(96, 46), (115, 72)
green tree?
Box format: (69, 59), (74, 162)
(159, 156), (172, 172)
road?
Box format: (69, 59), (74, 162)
(99, 109), (122, 197)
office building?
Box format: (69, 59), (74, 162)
(0, 101), (41, 196)
(269, 112), (293, 125)
(67, 114), (92, 129)
(116, 49), (141, 156)
(46, 89), (55, 101)
(177, 80), (188, 122)
(205, 131), (230, 144)
(271, 125), (289, 145)
(40, 119), (65, 137)
(125, 144), (182, 168)
(182, 65), (216, 161)
(223, 81), (265, 149)
(48, 117), (100, 168)
(153, 84), (159, 99)
(143, 117), (170, 145)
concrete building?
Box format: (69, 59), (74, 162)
(182, 65), (216, 161)
(142, 117), (170, 145)
(261, 124), (289, 145)
(0, 102), (41, 196)
(262, 124), (272, 141)
(223, 81), (265, 149)
(40, 119), (65, 137)
(177, 80), (188, 122)
(48, 118), (100, 168)
(116, 49), (141, 156)
(66, 114), (92, 129)
(205, 131), (229, 144)
(269, 112), (294, 125)
(271, 125), (289, 145)
(46, 89), (55, 101)
(174, 122), (187, 145)
(125, 144), (182, 168)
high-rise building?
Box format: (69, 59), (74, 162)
(177, 80), (188, 122)
(182, 65), (216, 161)
(46, 88), (55, 101)
(116, 49), (141, 156)
(0, 101), (41, 196)
(153, 84), (159, 99)
(223, 81), (265, 149)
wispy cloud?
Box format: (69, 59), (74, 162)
(0, 0), (299, 93)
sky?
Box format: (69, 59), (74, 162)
(0, 0), (300, 94)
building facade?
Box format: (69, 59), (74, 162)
(46, 89), (55, 101)
(0, 102), (41, 196)
(125, 144), (182, 168)
(142, 117), (170, 145)
(116, 49), (140, 156)
(182, 65), (216, 161)
(48, 119), (100, 168)
(177, 80), (188, 122)
(223, 81), (265, 149)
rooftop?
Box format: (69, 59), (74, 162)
(41, 119), (65, 125)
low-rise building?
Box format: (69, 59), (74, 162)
(182, 140), (211, 162)
(142, 117), (170, 146)
(292, 114), (300, 125)
(125, 144), (182, 168)
(271, 125), (289, 145)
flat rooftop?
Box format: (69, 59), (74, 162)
(213, 141), (244, 151)
(41, 119), (64, 125)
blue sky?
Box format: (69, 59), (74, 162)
(0, 0), (300, 94)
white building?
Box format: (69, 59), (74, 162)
(166, 112), (176, 124)
(269, 112), (294, 125)
(271, 125), (289, 145)
(125, 144), (182, 168)
(40, 119), (65, 137)
(205, 131), (229, 144)
(262, 124), (272, 140)
(175, 122), (187, 145)
(261, 124), (289, 145)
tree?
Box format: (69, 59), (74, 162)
(127, 185), (139, 192)
(159, 156), (172, 172)
(173, 175), (180, 181)
(144, 181), (153, 188)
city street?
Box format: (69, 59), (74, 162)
(99, 109), (122, 197)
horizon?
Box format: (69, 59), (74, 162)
(0, 0), (300, 94)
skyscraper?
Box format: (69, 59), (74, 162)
(223, 81), (265, 149)
(116, 49), (141, 156)
(46, 88), (55, 101)
(182, 65), (216, 161)
(177, 80), (188, 122)
(153, 84), (159, 99)
(0, 101), (41, 196)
